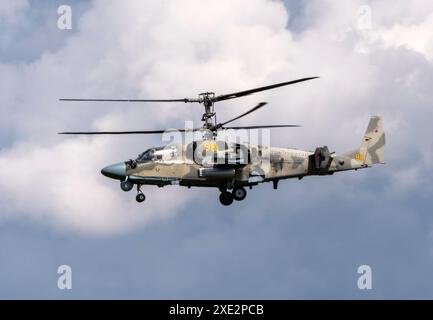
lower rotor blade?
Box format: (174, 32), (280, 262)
(59, 98), (194, 103)
(223, 125), (300, 130)
(218, 102), (267, 128)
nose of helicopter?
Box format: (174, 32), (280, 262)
(101, 162), (126, 179)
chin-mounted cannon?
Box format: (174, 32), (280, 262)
(126, 159), (137, 169)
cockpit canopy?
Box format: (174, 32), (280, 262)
(136, 145), (179, 162)
(137, 148), (155, 162)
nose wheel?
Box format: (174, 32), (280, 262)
(120, 179), (134, 192)
(136, 185), (146, 203)
(136, 193), (146, 203)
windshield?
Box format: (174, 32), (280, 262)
(136, 148), (155, 162)
(136, 147), (166, 162)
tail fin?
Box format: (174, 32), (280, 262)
(345, 116), (386, 165)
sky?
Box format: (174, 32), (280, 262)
(0, 0), (433, 299)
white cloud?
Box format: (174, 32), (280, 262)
(0, 0), (28, 19)
(0, 0), (295, 235)
(0, 0), (432, 235)
(0, 138), (191, 235)
(377, 13), (433, 60)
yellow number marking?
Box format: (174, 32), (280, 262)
(204, 142), (217, 152)
(355, 153), (364, 161)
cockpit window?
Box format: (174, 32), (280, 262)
(136, 148), (155, 162)
(136, 147), (166, 162)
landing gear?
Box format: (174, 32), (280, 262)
(136, 193), (146, 203)
(232, 187), (247, 201)
(120, 179), (134, 192)
(218, 186), (227, 193)
(218, 186), (247, 205)
(136, 184), (145, 203)
(219, 192), (234, 206)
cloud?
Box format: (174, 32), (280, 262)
(0, 0), (296, 235)
(378, 14), (433, 60)
(0, 138), (191, 235)
(0, 0), (28, 18)
(0, 0), (432, 237)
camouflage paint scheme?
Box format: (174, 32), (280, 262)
(102, 116), (385, 190)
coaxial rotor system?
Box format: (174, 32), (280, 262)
(59, 76), (319, 135)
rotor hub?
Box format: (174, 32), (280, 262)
(199, 92), (217, 129)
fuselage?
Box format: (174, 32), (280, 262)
(101, 142), (367, 189)
(99, 116), (384, 205)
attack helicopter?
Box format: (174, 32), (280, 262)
(59, 77), (385, 206)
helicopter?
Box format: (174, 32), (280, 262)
(59, 77), (385, 206)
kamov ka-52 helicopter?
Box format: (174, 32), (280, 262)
(60, 77), (385, 206)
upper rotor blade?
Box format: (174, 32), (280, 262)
(218, 102), (267, 128)
(59, 98), (196, 103)
(223, 125), (300, 130)
(58, 129), (196, 135)
(58, 125), (300, 135)
(213, 76), (319, 102)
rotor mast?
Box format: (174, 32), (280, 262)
(199, 92), (216, 129)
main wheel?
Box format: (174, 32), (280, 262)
(136, 193), (146, 203)
(232, 187), (247, 201)
(120, 180), (134, 192)
(219, 192), (234, 206)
